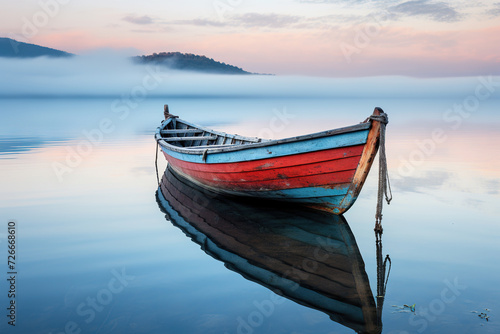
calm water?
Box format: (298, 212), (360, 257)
(1, 79), (500, 334)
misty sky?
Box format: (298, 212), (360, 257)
(2, 0), (500, 76)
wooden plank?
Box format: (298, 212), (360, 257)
(163, 136), (217, 142)
(172, 160), (356, 191)
(172, 150), (360, 179)
(171, 145), (364, 173)
(161, 130), (369, 164)
(161, 129), (204, 134)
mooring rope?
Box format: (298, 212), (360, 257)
(370, 111), (392, 326)
(370, 112), (392, 234)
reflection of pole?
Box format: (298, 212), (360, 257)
(155, 140), (160, 186)
(375, 230), (391, 331)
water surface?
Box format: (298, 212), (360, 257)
(0, 83), (499, 334)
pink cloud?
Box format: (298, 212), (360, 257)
(188, 24), (500, 76)
(29, 23), (500, 77)
(33, 31), (115, 53)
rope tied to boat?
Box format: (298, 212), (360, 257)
(370, 111), (392, 235)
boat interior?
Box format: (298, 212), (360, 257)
(161, 114), (262, 149)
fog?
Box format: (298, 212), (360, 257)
(1, 53), (499, 99)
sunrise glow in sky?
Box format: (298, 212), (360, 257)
(2, 0), (500, 77)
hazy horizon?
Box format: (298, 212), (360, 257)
(1, 1), (499, 77)
(1, 53), (499, 100)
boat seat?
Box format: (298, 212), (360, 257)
(163, 136), (218, 142)
(161, 129), (204, 134)
(185, 144), (243, 149)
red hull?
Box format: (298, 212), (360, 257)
(163, 144), (364, 192)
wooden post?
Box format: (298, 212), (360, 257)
(164, 104), (169, 119)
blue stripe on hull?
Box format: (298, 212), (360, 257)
(251, 193), (349, 213)
(244, 185), (350, 199)
(161, 129), (369, 164)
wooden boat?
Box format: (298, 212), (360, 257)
(156, 165), (383, 334)
(155, 105), (387, 214)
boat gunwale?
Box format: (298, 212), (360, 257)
(155, 120), (372, 156)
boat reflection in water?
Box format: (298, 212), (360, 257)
(156, 165), (388, 334)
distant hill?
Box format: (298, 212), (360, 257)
(0, 38), (261, 75)
(0, 37), (72, 58)
(134, 52), (252, 75)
